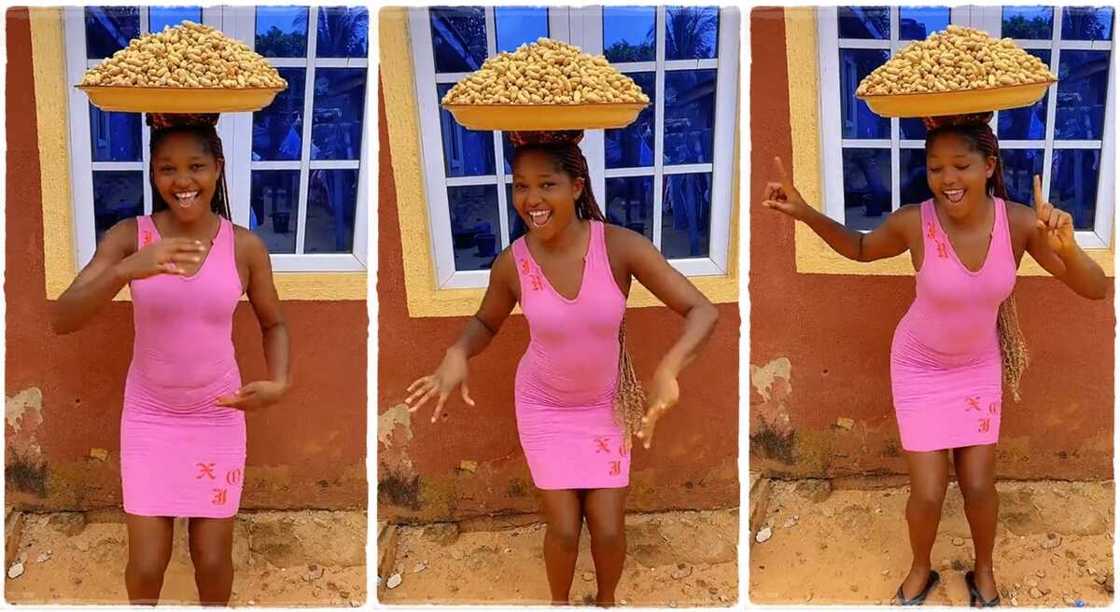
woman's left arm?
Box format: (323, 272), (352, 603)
(1026, 175), (1108, 300)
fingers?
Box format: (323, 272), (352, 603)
(1033, 174), (1043, 211)
(405, 377), (433, 406)
(215, 392), (243, 407)
(431, 391), (449, 423)
(407, 385), (438, 414)
(159, 262), (185, 275)
(461, 381), (475, 407)
(406, 376), (430, 394)
(773, 156), (791, 188)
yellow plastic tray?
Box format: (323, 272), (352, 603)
(858, 80), (1055, 118)
(442, 102), (649, 130)
(78, 85), (286, 113)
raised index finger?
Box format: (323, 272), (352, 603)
(773, 156), (792, 190)
(1033, 174), (1044, 213)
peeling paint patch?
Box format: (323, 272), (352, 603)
(378, 403), (413, 446)
(750, 358), (791, 402)
(6, 387), (45, 457)
(750, 358), (793, 436)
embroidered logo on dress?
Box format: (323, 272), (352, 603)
(520, 259), (530, 273)
(988, 401), (1000, 416)
(926, 222), (937, 240)
(936, 241), (949, 258)
(195, 462), (216, 480)
(977, 418), (991, 433)
(530, 274), (543, 291)
(608, 460), (621, 476)
(212, 488), (228, 505)
(225, 468), (242, 486)
(142, 230), (153, 246)
(965, 396), (982, 412)
(594, 437), (611, 454)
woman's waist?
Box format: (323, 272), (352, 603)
(125, 362), (241, 409)
(892, 312), (999, 366)
(515, 352), (619, 406)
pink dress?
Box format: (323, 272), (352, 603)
(511, 220), (630, 490)
(890, 198), (1016, 452)
(120, 215), (246, 517)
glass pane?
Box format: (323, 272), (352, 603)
(438, 83), (496, 177)
(840, 49), (890, 139)
(900, 118), (927, 140)
(448, 184), (501, 271)
(1000, 149), (1045, 206)
(305, 169), (358, 253)
(92, 171), (143, 244)
(899, 148), (933, 206)
(1054, 50), (1110, 140)
(430, 7), (488, 73)
(505, 183), (527, 244)
(255, 6), (309, 58)
(605, 72), (655, 169)
(495, 6), (549, 54)
(603, 6), (656, 63)
(899, 6), (950, 40)
(85, 7), (140, 59)
(249, 170), (299, 253)
(665, 6), (719, 60)
(842, 148), (891, 231)
(1001, 6), (1054, 40)
(252, 67), (306, 161)
(838, 6), (890, 39)
(88, 105), (141, 162)
(605, 176), (654, 241)
(149, 6), (201, 33)
(502, 133), (515, 175)
(661, 172), (711, 258)
(998, 50), (1050, 140)
(311, 68), (367, 161)
(1061, 6), (1114, 41)
(664, 69), (716, 165)
(316, 6), (369, 58)
(1050, 149), (1101, 230)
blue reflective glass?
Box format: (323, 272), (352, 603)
(664, 70), (716, 165)
(838, 6), (890, 39)
(900, 148), (933, 206)
(1001, 6), (1053, 40)
(899, 6), (950, 40)
(502, 134), (515, 175)
(255, 6), (309, 57)
(430, 7), (488, 73)
(900, 118), (927, 140)
(998, 50), (1050, 140)
(661, 172), (711, 258)
(840, 49), (890, 139)
(505, 183), (527, 244)
(448, 184), (501, 270)
(1055, 50), (1110, 140)
(842, 148), (891, 231)
(85, 7), (140, 59)
(311, 68), (367, 161)
(149, 6), (201, 33)
(252, 67), (306, 161)
(1050, 149), (1101, 230)
(605, 72), (655, 169)
(606, 176), (654, 241)
(438, 83), (495, 177)
(665, 6), (719, 60)
(92, 171), (143, 244)
(495, 7), (549, 54)
(1062, 6), (1114, 41)
(88, 104), (141, 162)
(249, 170), (300, 253)
(604, 6), (656, 63)
(999, 149), (1045, 207)
(317, 6), (369, 58)
(305, 169), (359, 253)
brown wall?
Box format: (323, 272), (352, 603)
(749, 8), (1114, 480)
(5, 9), (368, 510)
(377, 73), (741, 523)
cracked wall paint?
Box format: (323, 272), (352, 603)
(6, 387), (44, 457)
(750, 357), (792, 436)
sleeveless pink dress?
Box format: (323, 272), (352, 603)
(120, 215), (246, 517)
(511, 220), (630, 490)
(890, 198), (1016, 452)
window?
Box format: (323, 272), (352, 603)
(64, 5), (370, 272)
(409, 5), (739, 289)
(818, 5), (1115, 249)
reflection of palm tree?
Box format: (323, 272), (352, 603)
(655, 7), (718, 58)
(1064, 8), (1109, 39)
(317, 7), (368, 56)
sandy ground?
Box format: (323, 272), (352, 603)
(377, 508), (739, 606)
(750, 479), (1114, 606)
(4, 509), (366, 606)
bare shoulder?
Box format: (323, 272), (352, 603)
(1004, 199), (1035, 227)
(232, 224), (267, 251)
(99, 216), (139, 256)
(603, 222), (654, 256)
(886, 203), (922, 235)
(491, 244), (517, 281)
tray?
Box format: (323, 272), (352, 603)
(78, 85), (286, 113)
(857, 80), (1054, 118)
(442, 102), (648, 130)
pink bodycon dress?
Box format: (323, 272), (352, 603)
(890, 198), (1016, 452)
(120, 215), (246, 517)
(511, 220), (630, 490)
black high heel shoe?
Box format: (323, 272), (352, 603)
(895, 570), (940, 606)
(965, 570), (1001, 607)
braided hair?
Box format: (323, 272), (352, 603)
(510, 141), (606, 222)
(146, 114), (231, 220)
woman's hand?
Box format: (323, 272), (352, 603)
(1033, 174), (1075, 257)
(761, 156), (812, 221)
(406, 348), (476, 423)
(216, 380), (288, 411)
(635, 367), (681, 449)
(118, 238), (207, 280)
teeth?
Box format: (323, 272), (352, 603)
(175, 191), (199, 200)
(528, 209), (551, 227)
(944, 189), (965, 202)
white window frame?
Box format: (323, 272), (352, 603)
(410, 5), (739, 289)
(818, 5), (1115, 249)
(63, 5), (370, 272)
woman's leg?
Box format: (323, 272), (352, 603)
(539, 489), (584, 605)
(900, 450), (950, 599)
(187, 517), (236, 605)
(583, 487), (629, 606)
(953, 444), (1000, 601)
(125, 514), (174, 605)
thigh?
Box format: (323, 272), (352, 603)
(904, 450), (951, 500)
(583, 488), (628, 537)
(188, 517), (236, 557)
(538, 489), (584, 534)
(952, 445), (997, 491)
(126, 514), (174, 561)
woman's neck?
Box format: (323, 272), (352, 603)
(157, 209), (220, 241)
(535, 217), (590, 255)
(940, 193), (994, 231)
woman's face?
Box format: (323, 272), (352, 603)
(512, 149), (583, 241)
(152, 132), (222, 224)
(926, 133), (995, 220)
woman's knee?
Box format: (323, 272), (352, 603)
(127, 549), (171, 583)
(189, 544), (232, 576)
(546, 521), (582, 552)
(959, 477), (997, 504)
(908, 483), (948, 510)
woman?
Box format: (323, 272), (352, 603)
(51, 113), (291, 605)
(406, 130), (719, 606)
(762, 112), (1106, 607)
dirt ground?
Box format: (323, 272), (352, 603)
(750, 478), (1114, 606)
(4, 509), (366, 606)
(377, 508), (739, 606)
